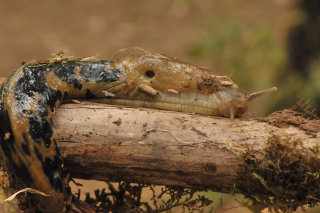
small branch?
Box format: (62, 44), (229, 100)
(54, 103), (320, 193)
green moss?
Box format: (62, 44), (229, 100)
(236, 135), (320, 212)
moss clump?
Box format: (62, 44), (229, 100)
(237, 135), (320, 212)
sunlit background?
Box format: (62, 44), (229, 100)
(0, 0), (319, 212)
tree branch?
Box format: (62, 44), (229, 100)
(55, 103), (320, 193)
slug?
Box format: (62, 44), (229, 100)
(0, 48), (276, 212)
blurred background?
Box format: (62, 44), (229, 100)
(0, 0), (319, 212)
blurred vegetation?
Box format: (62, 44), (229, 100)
(188, 18), (286, 90)
(282, 0), (320, 115)
(187, 17), (287, 115)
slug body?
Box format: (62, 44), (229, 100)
(0, 48), (276, 212)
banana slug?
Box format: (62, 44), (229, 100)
(0, 48), (276, 212)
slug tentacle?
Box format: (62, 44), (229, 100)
(246, 87), (278, 102)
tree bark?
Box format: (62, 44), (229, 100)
(55, 103), (320, 193)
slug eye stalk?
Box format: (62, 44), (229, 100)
(246, 87), (278, 102)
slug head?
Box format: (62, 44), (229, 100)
(112, 47), (239, 95)
(108, 47), (276, 117)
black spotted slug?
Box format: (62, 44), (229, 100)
(0, 47), (277, 212)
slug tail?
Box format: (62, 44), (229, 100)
(246, 87), (277, 102)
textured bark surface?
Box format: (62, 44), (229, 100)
(55, 103), (320, 193)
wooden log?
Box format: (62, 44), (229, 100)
(55, 103), (320, 193)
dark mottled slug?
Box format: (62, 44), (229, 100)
(0, 48), (276, 212)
